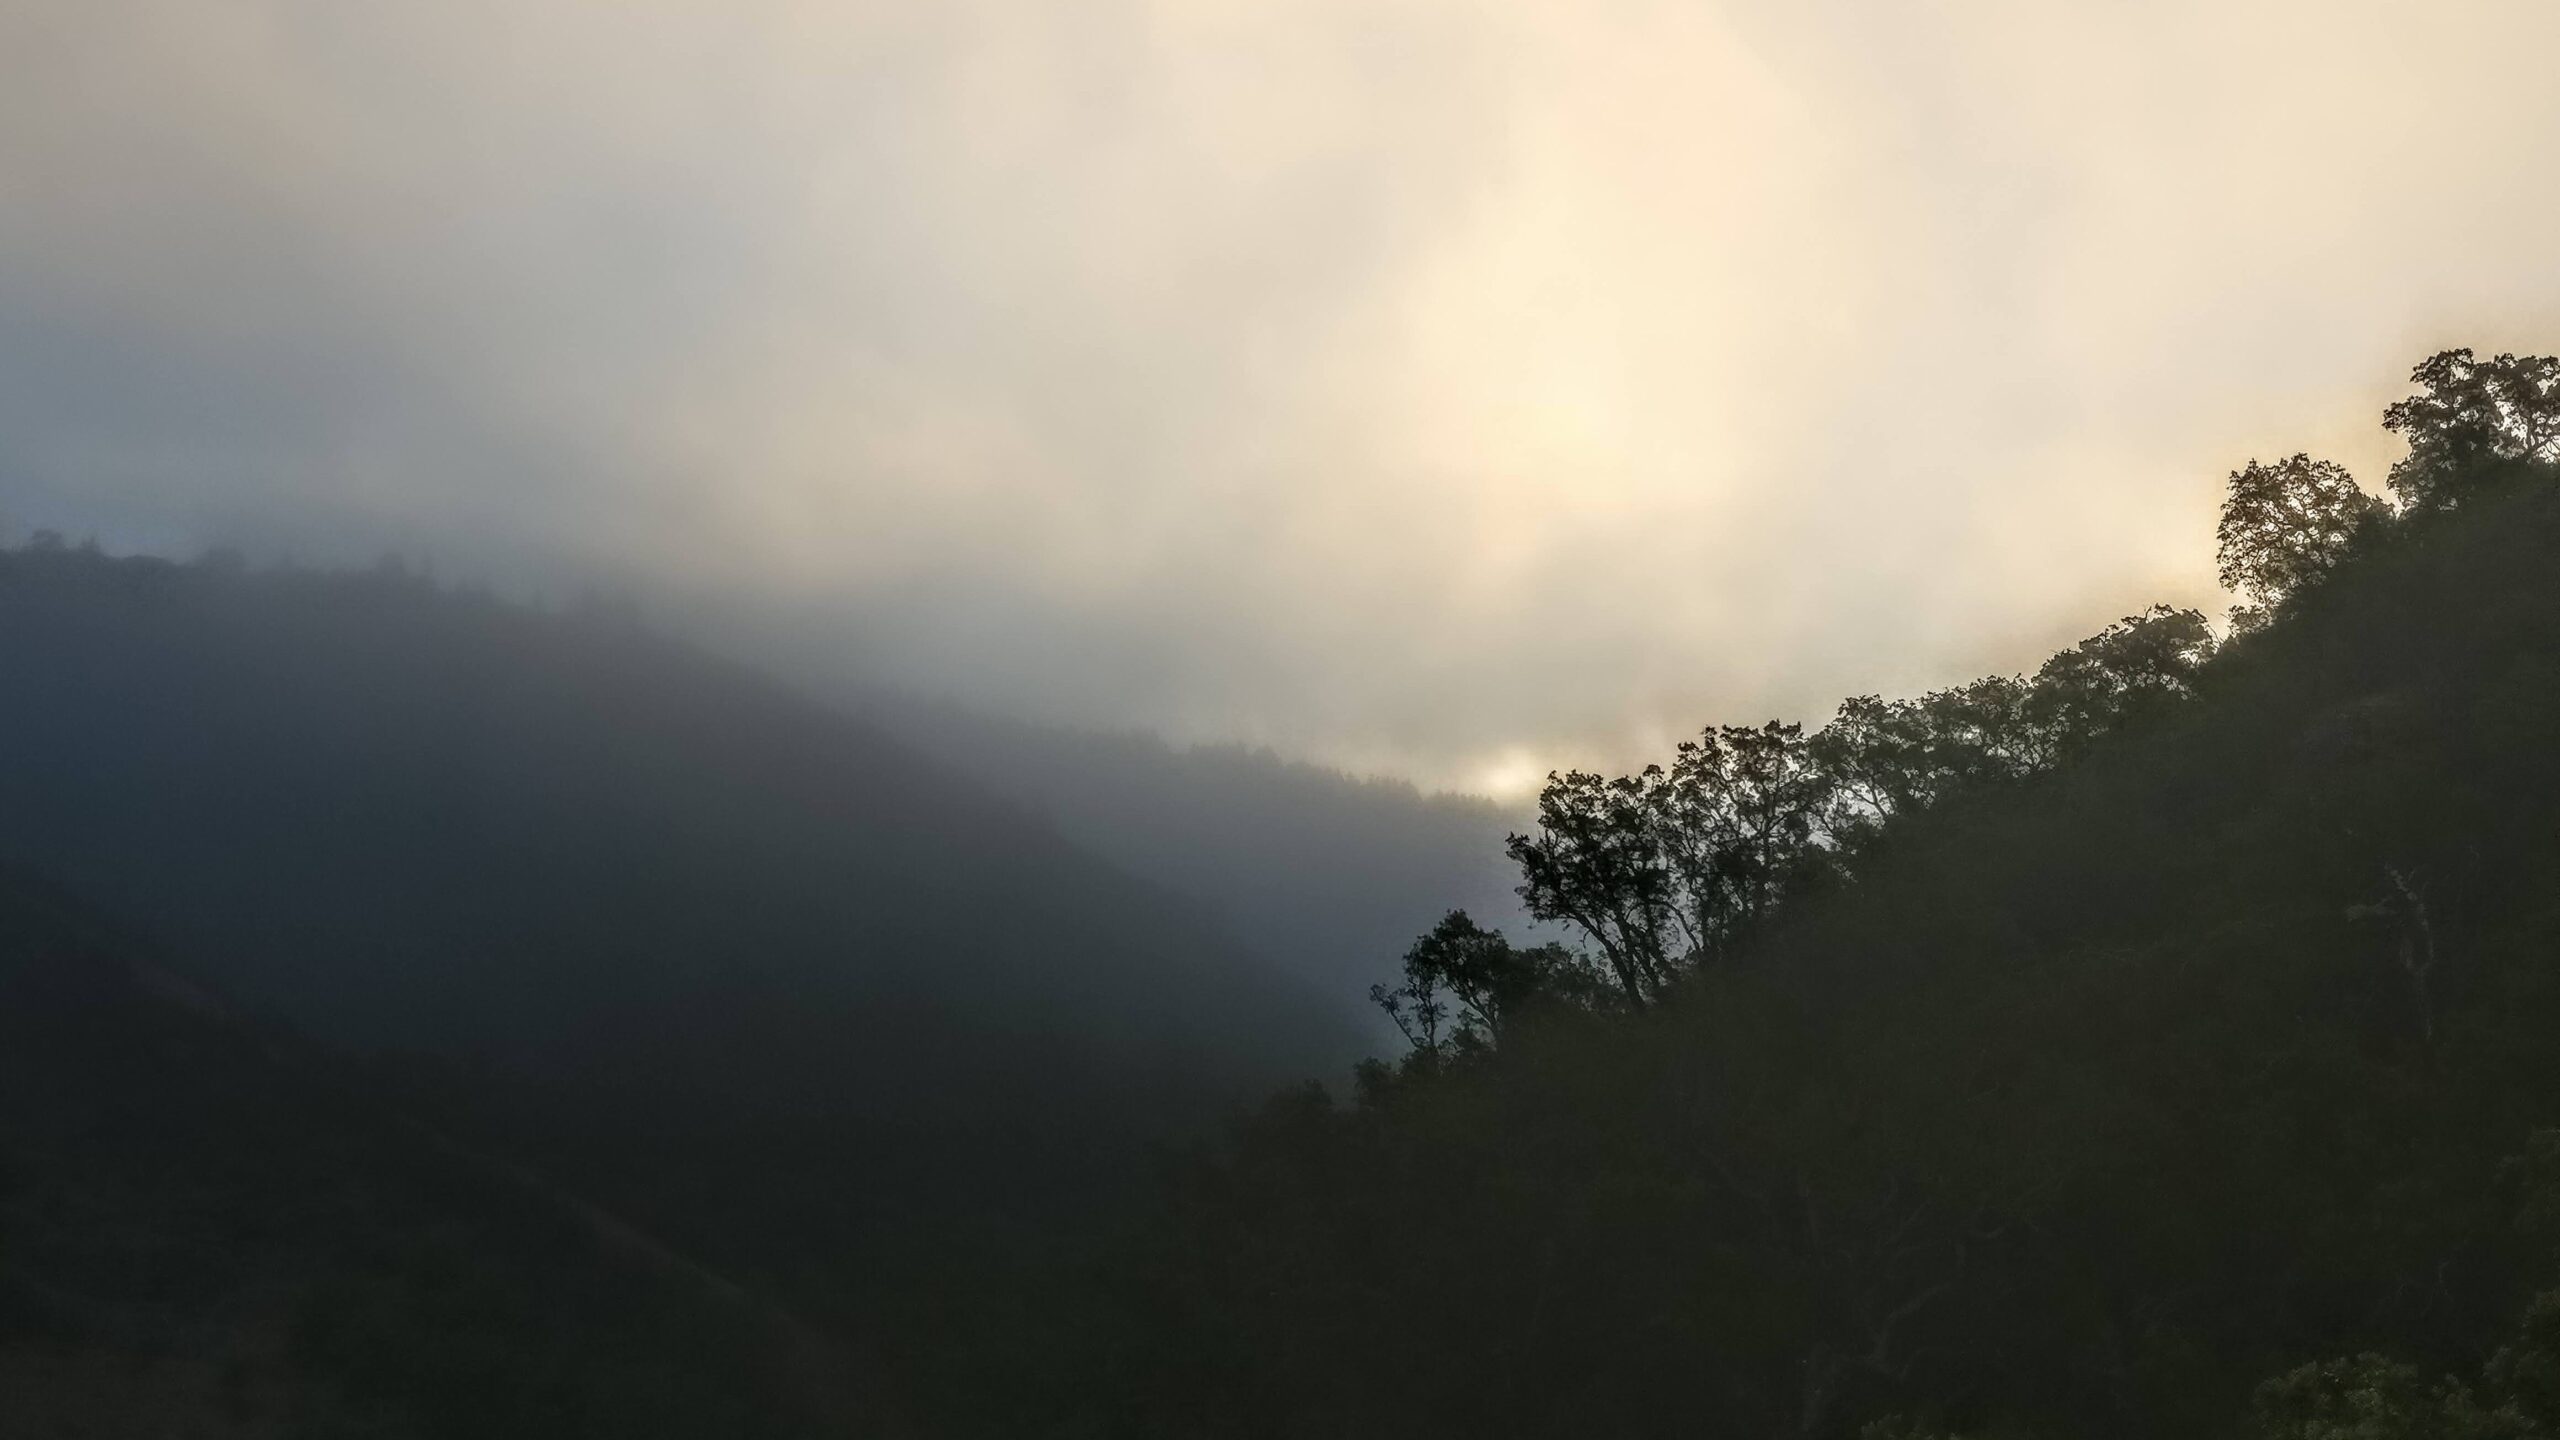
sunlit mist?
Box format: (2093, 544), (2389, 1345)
(6, 0), (2558, 792)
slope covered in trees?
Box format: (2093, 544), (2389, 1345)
(0, 546), (1357, 1100)
(962, 350), (2560, 1439)
(0, 865), (879, 1438)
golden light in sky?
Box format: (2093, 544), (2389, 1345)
(5, 0), (2559, 793)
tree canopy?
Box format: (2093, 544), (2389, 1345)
(2217, 453), (2386, 620)
(1478, 605), (2212, 1028)
(2384, 349), (2560, 510)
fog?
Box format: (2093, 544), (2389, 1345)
(6, 0), (2559, 792)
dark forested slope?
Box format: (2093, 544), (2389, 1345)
(0, 546), (1357, 1110)
(1018, 358), (2560, 1440)
(11, 349), (2559, 1440)
(0, 866), (883, 1439)
(0, 545), (1373, 1435)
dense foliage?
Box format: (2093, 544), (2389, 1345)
(0, 869), (868, 1437)
(974, 350), (2560, 1439)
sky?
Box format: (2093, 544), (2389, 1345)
(5, 1), (2559, 796)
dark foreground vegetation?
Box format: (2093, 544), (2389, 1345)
(3, 348), (2560, 1437)
(0, 868), (869, 1436)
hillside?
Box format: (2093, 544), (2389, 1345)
(0, 544), (1372, 1433)
(0, 866), (884, 1438)
(987, 449), (2560, 1437)
(0, 545), (1359, 1108)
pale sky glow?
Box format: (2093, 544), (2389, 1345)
(6, 1), (2560, 794)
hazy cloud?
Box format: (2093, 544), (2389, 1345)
(6, 0), (2558, 791)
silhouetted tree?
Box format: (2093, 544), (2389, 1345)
(1371, 909), (1609, 1058)
(2022, 605), (2214, 757)
(1658, 721), (1827, 957)
(2384, 349), (2560, 510)
(1809, 609), (2212, 844)
(1502, 606), (2215, 1016)
(1508, 766), (1680, 1006)
(1810, 678), (2040, 840)
(1370, 959), (1450, 1056)
(1508, 723), (1830, 1005)
(2217, 455), (2386, 621)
